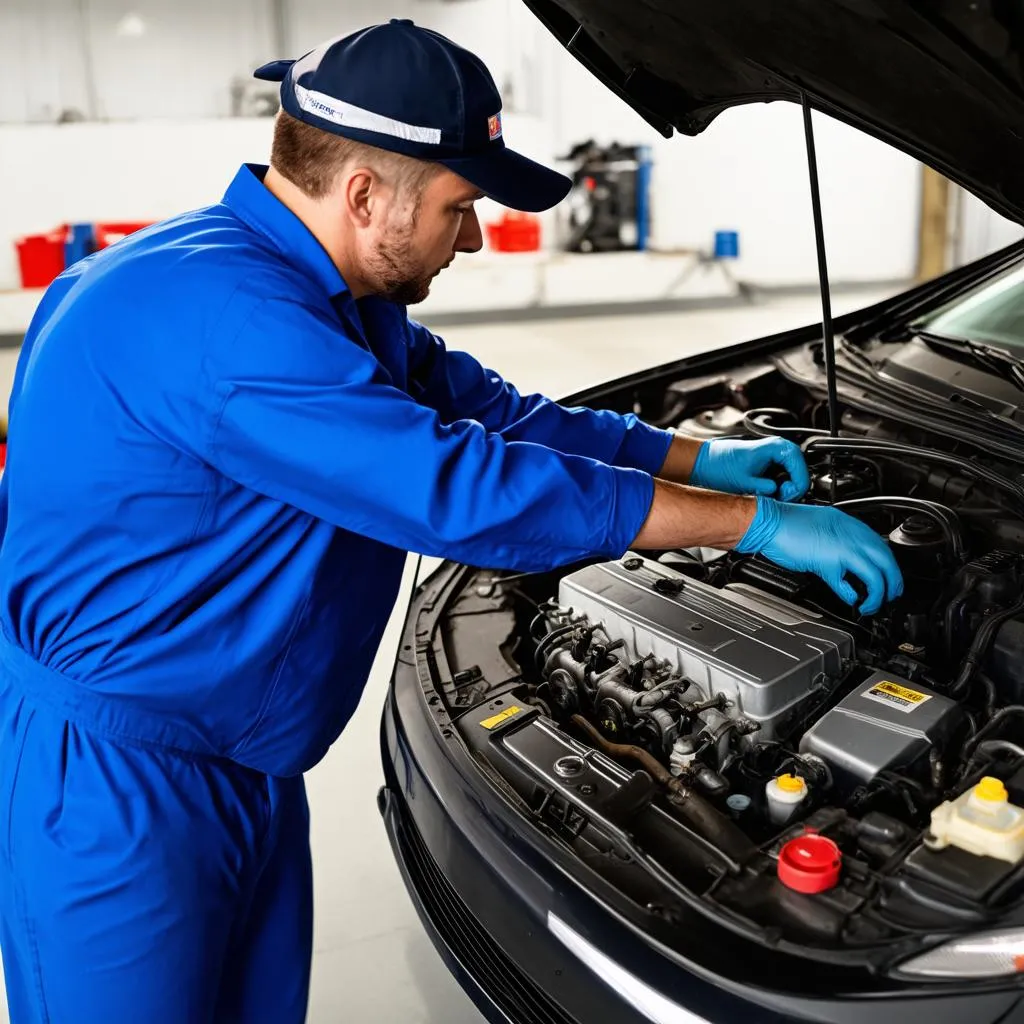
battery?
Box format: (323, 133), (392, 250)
(799, 671), (961, 791)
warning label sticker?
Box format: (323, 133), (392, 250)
(862, 679), (932, 714)
(479, 705), (525, 730)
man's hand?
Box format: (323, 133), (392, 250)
(690, 437), (810, 501)
(736, 497), (903, 614)
(631, 482), (903, 616)
(658, 435), (810, 502)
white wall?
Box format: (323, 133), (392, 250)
(954, 187), (1024, 268)
(0, 110), (922, 294)
(0, 118), (276, 289)
(0, 0), (542, 124)
(547, 47), (923, 285)
(0, 0), (943, 295)
(0, 0), (278, 122)
(0, 0), (94, 123)
(0, 111), (564, 293)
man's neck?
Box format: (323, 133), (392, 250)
(261, 166), (371, 298)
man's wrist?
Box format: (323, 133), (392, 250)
(734, 495), (780, 553)
(631, 480), (759, 551)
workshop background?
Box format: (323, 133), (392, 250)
(1, 1), (1023, 1021)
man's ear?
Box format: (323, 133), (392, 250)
(342, 168), (378, 229)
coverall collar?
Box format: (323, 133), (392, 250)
(223, 164), (349, 300)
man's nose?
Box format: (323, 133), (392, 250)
(456, 207), (484, 253)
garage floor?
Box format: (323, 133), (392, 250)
(0, 287), (896, 1023)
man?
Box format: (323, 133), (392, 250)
(0, 19), (901, 1024)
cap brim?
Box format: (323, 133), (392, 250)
(439, 148), (571, 213)
(253, 59), (295, 82)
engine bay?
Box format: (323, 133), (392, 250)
(426, 338), (1024, 963)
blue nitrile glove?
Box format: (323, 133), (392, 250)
(690, 437), (811, 502)
(736, 497), (904, 615)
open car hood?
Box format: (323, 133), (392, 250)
(522, 0), (1024, 225)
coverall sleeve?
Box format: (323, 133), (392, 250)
(405, 319), (674, 476)
(204, 298), (655, 572)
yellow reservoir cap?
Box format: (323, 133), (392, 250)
(975, 777), (1009, 803)
(775, 774), (806, 794)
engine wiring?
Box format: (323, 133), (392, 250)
(464, 344), (1024, 955)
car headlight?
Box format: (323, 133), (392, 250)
(896, 929), (1024, 980)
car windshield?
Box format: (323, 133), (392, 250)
(917, 262), (1024, 351)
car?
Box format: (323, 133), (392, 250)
(378, 3), (1024, 1022)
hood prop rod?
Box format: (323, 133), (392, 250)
(801, 93), (841, 500)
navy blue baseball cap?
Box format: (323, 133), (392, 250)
(254, 19), (571, 212)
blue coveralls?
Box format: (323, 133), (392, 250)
(0, 164), (673, 1022)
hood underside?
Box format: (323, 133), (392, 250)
(523, 0), (1024, 225)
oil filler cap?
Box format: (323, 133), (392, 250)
(777, 832), (842, 894)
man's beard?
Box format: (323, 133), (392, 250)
(366, 220), (437, 306)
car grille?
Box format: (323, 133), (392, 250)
(398, 812), (578, 1024)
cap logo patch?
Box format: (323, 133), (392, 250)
(488, 112), (503, 141)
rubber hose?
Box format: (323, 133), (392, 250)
(535, 625), (574, 669)
(742, 408), (829, 441)
(949, 598), (1024, 701)
(833, 496), (966, 561)
(961, 706), (1024, 761)
(804, 437), (1024, 511)
(943, 586), (973, 663)
(977, 740), (1024, 761)
(570, 715), (755, 865)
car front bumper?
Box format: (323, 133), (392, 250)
(379, 578), (1024, 1024)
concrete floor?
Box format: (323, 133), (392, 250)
(0, 287), (896, 1022)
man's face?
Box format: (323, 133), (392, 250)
(362, 168), (484, 305)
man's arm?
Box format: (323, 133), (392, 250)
(633, 478), (755, 548)
(205, 300), (901, 612)
(201, 298), (661, 574)
(632, 481), (904, 616)
(406, 322), (813, 501)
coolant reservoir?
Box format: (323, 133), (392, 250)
(926, 777), (1024, 864)
(766, 773), (808, 826)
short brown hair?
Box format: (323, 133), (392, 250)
(270, 110), (441, 203)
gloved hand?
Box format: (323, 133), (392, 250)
(736, 497), (904, 615)
(689, 437), (810, 502)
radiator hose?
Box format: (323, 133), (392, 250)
(570, 715), (755, 866)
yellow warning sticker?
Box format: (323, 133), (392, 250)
(862, 679), (932, 714)
(479, 705), (525, 730)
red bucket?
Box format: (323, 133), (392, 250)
(15, 228), (67, 288)
(486, 212), (541, 252)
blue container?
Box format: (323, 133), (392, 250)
(714, 229), (740, 259)
(64, 222), (96, 268)
(635, 146), (653, 252)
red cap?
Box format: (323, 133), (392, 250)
(777, 832), (842, 894)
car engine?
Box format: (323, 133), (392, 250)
(434, 342), (1024, 955)
(543, 557), (855, 764)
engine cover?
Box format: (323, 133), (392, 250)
(558, 555), (854, 737)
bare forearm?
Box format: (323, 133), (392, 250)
(656, 433), (702, 484)
(632, 478), (757, 550)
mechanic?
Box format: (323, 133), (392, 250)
(0, 19), (903, 1024)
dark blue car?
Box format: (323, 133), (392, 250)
(381, 3), (1024, 1021)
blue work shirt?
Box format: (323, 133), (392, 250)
(0, 164), (672, 776)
